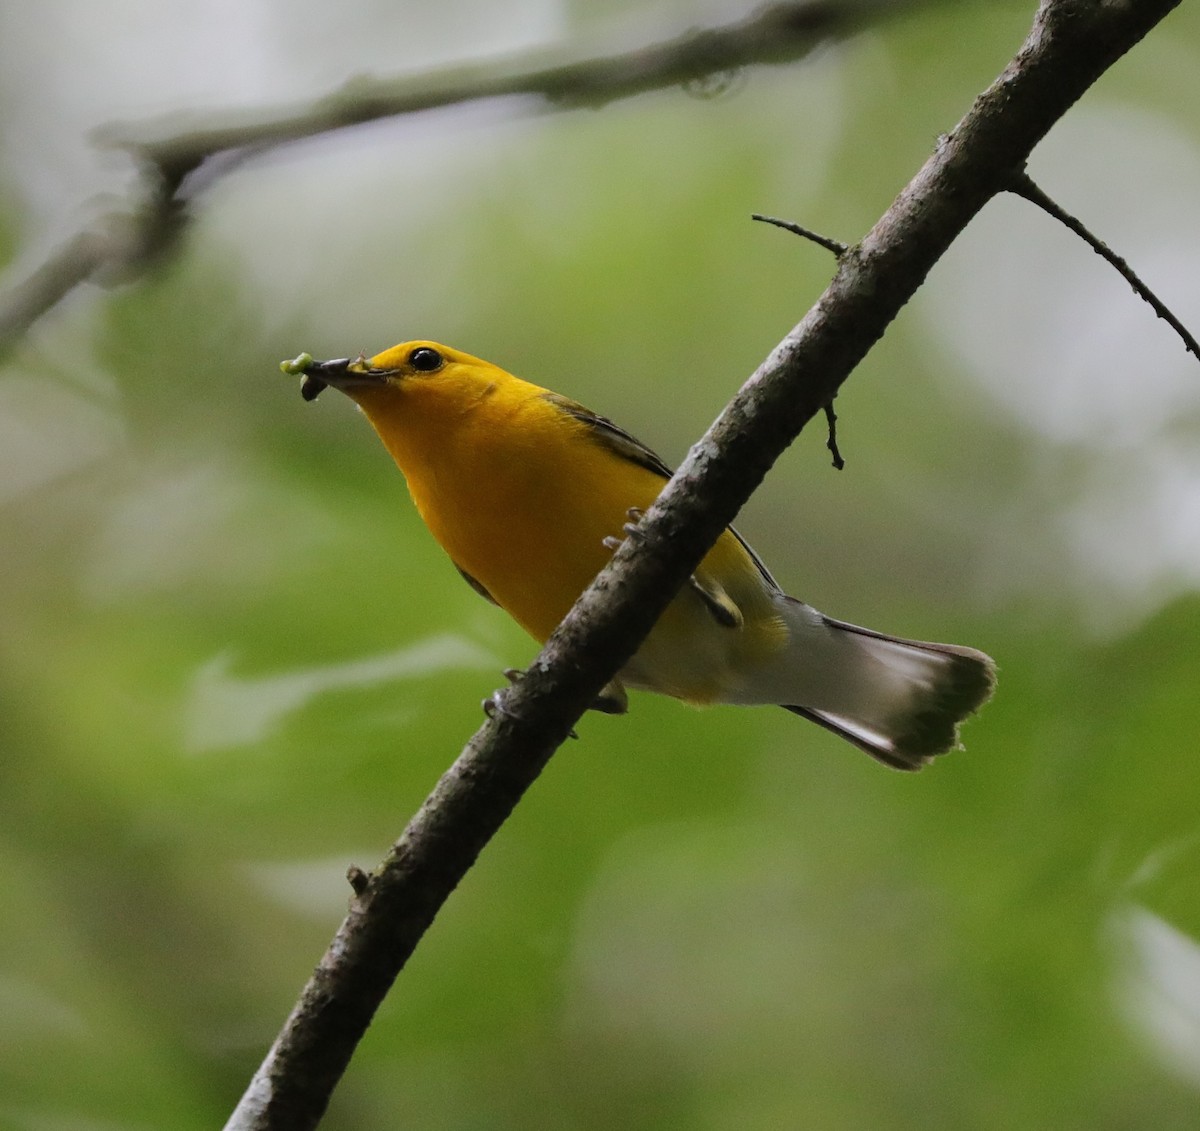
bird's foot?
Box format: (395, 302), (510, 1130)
(483, 669), (578, 738)
(602, 507), (648, 553)
(482, 670), (524, 723)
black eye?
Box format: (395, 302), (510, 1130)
(409, 347), (444, 372)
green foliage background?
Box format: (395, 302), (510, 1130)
(4, 2), (1200, 1127)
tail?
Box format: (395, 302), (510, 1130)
(749, 599), (995, 771)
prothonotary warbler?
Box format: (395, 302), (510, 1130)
(282, 341), (994, 770)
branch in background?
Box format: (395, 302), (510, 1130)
(0, 231), (110, 345)
(101, 0), (916, 169)
(0, 195), (185, 349)
(1007, 168), (1200, 363)
(0, 0), (924, 356)
(222, 2), (1184, 1129)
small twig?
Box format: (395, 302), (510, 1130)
(752, 212), (848, 256)
(823, 401), (845, 469)
(752, 212), (847, 467)
(1008, 169), (1200, 365)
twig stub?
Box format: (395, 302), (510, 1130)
(752, 212), (848, 257)
(823, 401), (845, 470)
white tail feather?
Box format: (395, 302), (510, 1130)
(732, 598), (995, 770)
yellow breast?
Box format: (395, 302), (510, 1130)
(350, 349), (785, 702)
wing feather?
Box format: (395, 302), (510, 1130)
(541, 392), (782, 593)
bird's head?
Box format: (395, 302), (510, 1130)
(281, 340), (540, 456)
(286, 340), (475, 403)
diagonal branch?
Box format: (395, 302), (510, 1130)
(223, 2), (1183, 1128)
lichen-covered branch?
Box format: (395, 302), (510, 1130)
(222, 2), (1183, 1128)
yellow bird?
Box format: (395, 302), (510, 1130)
(285, 341), (994, 770)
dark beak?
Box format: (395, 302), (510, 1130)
(297, 357), (391, 402)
